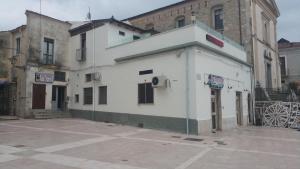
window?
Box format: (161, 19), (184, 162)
(279, 56), (287, 76)
(43, 38), (54, 64)
(119, 31), (125, 36)
(212, 7), (224, 31)
(139, 69), (153, 75)
(83, 87), (93, 105)
(16, 38), (20, 55)
(175, 16), (185, 28)
(138, 83), (154, 104)
(75, 94), (79, 103)
(99, 86), (107, 105)
(262, 15), (270, 43)
(54, 71), (66, 82)
(80, 33), (86, 59)
(86, 74), (92, 82)
(133, 35), (140, 40)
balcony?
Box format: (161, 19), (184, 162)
(76, 48), (86, 62)
(106, 20), (246, 63)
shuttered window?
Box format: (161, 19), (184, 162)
(99, 86), (107, 105)
(138, 83), (154, 104)
(83, 87), (93, 105)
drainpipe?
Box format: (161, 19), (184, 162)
(185, 48), (190, 135)
(238, 0), (243, 45)
(91, 19), (96, 121)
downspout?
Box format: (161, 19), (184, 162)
(238, 0), (243, 45)
(185, 48), (190, 135)
(92, 21), (96, 121)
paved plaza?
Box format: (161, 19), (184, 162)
(0, 118), (299, 169)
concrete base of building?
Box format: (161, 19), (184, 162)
(70, 109), (199, 135)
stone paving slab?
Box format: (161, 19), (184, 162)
(56, 138), (206, 169)
(0, 159), (79, 169)
(0, 119), (299, 169)
(186, 149), (300, 169)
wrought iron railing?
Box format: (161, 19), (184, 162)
(255, 101), (300, 129)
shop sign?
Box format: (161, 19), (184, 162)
(206, 34), (224, 48)
(35, 72), (54, 83)
(208, 74), (224, 89)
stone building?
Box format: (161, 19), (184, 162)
(2, 11), (71, 118)
(124, 0), (281, 89)
(0, 31), (11, 80)
(278, 38), (300, 90)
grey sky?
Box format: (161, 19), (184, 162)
(0, 0), (299, 42)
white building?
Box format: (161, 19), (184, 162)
(68, 18), (252, 134)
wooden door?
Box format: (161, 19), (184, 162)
(32, 84), (46, 109)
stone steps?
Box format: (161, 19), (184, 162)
(33, 111), (71, 119)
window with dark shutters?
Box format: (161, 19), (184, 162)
(99, 86), (107, 105)
(54, 71), (66, 82)
(138, 83), (154, 104)
(83, 87), (93, 105)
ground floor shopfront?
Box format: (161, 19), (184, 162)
(16, 66), (70, 118)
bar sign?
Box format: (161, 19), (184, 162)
(206, 34), (224, 48)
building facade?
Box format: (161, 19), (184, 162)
(68, 17), (251, 134)
(278, 38), (300, 90)
(3, 10), (252, 134)
(1, 11), (71, 117)
(125, 0), (281, 89)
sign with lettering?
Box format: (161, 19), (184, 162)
(206, 34), (224, 48)
(208, 74), (224, 89)
(35, 72), (54, 83)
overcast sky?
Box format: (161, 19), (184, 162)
(0, 0), (299, 42)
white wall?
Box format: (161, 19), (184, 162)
(69, 49), (188, 118)
(194, 47), (251, 123)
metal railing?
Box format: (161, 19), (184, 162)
(108, 20), (245, 51)
(196, 21), (245, 51)
(255, 101), (300, 129)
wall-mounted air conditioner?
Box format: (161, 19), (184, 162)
(92, 72), (102, 81)
(152, 76), (167, 88)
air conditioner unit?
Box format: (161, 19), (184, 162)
(152, 76), (167, 88)
(92, 72), (102, 81)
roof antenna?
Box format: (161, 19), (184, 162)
(87, 7), (92, 21)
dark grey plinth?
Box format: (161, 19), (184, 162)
(70, 109), (198, 135)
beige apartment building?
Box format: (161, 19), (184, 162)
(124, 0), (281, 89)
(0, 11), (71, 117)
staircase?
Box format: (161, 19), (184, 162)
(267, 90), (290, 101)
(32, 110), (71, 119)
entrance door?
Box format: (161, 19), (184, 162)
(236, 92), (243, 126)
(52, 86), (66, 111)
(32, 84), (46, 109)
(211, 89), (221, 132)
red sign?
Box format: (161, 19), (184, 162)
(206, 34), (224, 48)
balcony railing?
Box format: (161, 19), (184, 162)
(42, 54), (54, 65)
(76, 48), (86, 62)
(196, 21), (245, 51)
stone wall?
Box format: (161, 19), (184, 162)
(0, 31), (11, 79)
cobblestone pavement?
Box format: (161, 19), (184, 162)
(0, 119), (299, 169)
